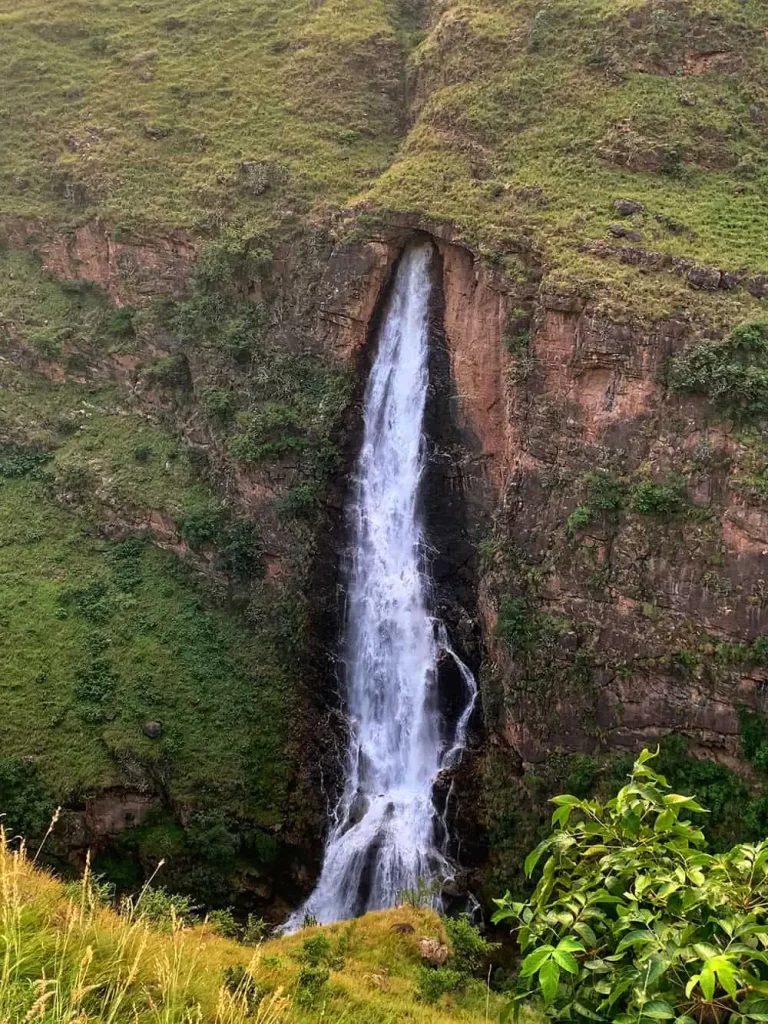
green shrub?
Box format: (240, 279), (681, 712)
(202, 386), (237, 424)
(494, 748), (768, 1022)
(208, 907), (239, 938)
(126, 886), (197, 932)
(496, 597), (570, 654)
(586, 472), (625, 517)
(416, 966), (463, 1003)
(215, 519), (264, 580)
(176, 499), (223, 547)
(278, 484), (321, 520)
(144, 354), (190, 389)
(0, 445), (53, 479)
(631, 479), (684, 517)
(567, 505), (591, 532)
(107, 306), (136, 339)
(0, 757), (55, 839)
(668, 321), (768, 421)
(296, 965), (329, 1006)
(193, 237), (272, 293)
(299, 934), (332, 966)
(229, 403), (307, 464)
(221, 964), (262, 1011)
(444, 915), (496, 976)
(63, 873), (116, 910)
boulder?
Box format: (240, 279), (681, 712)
(614, 198), (645, 216)
(418, 937), (450, 966)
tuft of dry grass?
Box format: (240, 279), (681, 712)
(0, 832), (288, 1023)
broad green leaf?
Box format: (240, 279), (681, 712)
(539, 958), (560, 1005)
(573, 1001), (604, 1020)
(551, 794), (583, 807)
(699, 965), (715, 1001)
(656, 881), (680, 899)
(644, 955), (669, 988)
(717, 963), (738, 1000)
(519, 946), (553, 978)
(553, 949), (579, 974)
(557, 937), (585, 953)
(654, 809), (675, 832)
(615, 929), (656, 953)
(574, 922), (598, 948)
(637, 748), (658, 766)
(693, 943), (719, 961)
(552, 804), (573, 828)
(524, 839), (551, 878)
(641, 999), (676, 1019)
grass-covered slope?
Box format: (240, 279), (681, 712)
(372, 0), (768, 273)
(0, 0), (408, 230)
(1, 0), (766, 300)
(0, 838), (517, 1023)
(0, 247), (310, 903)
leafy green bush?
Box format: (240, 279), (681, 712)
(221, 964), (262, 1011)
(0, 445), (53, 479)
(496, 597), (570, 654)
(445, 915), (497, 976)
(298, 934), (332, 966)
(176, 499), (223, 548)
(296, 965), (329, 1007)
(567, 506), (592, 532)
(0, 757), (55, 839)
(631, 480), (685, 518)
(208, 907), (239, 938)
(126, 886), (197, 932)
(144, 354), (190, 389)
(202, 386), (237, 424)
(416, 966), (464, 1003)
(278, 484), (321, 520)
(668, 322), (768, 421)
(493, 748), (768, 1023)
(107, 306), (136, 339)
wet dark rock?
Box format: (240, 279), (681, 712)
(614, 198), (644, 216)
(609, 224), (642, 241)
(347, 790), (369, 826)
(720, 271), (741, 291)
(687, 265), (721, 291)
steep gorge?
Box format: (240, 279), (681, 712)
(2, 0), (768, 925)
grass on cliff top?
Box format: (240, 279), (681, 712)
(3, 0), (767, 312)
(366, 0), (768, 280)
(0, 838), (522, 1023)
(0, 0), (407, 232)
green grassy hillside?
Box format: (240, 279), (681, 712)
(0, 838), (522, 1024)
(2, 0), (766, 297)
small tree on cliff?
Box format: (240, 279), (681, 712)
(494, 749), (768, 1023)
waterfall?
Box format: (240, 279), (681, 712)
(290, 241), (477, 927)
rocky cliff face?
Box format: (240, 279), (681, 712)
(2, 209), (767, 912)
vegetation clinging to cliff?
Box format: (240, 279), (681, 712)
(669, 320), (768, 420)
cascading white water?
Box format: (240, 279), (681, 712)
(290, 242), (477, 927)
